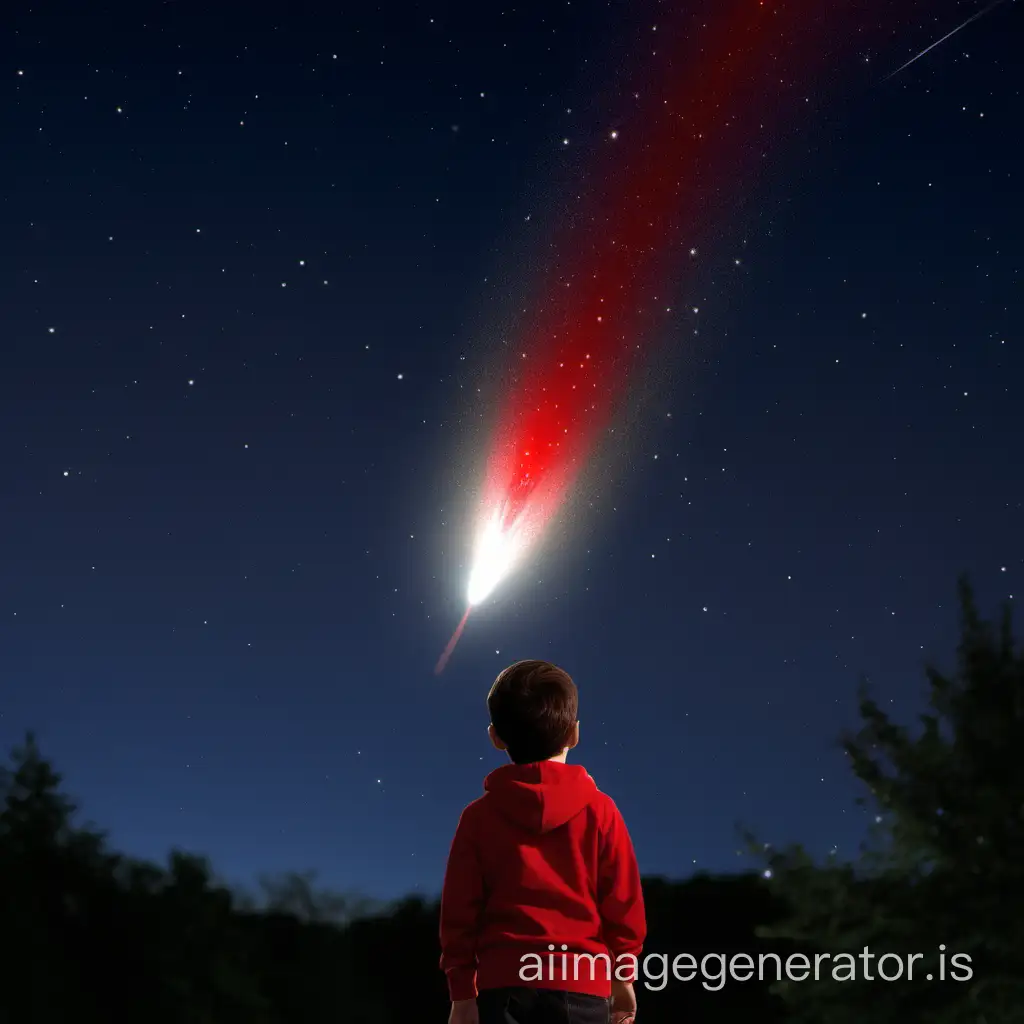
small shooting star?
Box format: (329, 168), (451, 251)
(884, 0), (1011, 81)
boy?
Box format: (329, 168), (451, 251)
(440, 659), (646, 1024)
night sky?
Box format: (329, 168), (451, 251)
(3, 0), (1020, 902)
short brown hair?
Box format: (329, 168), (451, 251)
(487, 660), (578, 764)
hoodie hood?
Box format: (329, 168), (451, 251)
(483, 761), (598, 833)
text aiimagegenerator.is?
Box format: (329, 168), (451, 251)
(518, 944), (973, 991)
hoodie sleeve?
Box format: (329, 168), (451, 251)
(596, 797), (646, 979)
(439, 805), (485, 1001)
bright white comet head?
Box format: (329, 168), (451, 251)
(466, 503), (530, 606)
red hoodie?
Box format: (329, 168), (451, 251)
(439, 761), (646, 1002)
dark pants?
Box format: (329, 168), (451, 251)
(477, 987), (611, 1024)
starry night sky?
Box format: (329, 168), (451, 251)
(2, 0), (1021, 901)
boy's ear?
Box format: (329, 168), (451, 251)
(488, 724), (508, 751)
(568, 721), (580, 749)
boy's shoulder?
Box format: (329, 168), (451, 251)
(586, 784), (626, 823)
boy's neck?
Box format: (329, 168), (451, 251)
(508, 751), (569, 765)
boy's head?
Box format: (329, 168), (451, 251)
(487, 659), (579, 764)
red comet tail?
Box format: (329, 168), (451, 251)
(436, 0), (864, 672)
(470, 0), (853, 598)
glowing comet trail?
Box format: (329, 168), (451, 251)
(434, 605), (471, 676)
(435, 0), (863, 672)
(884, 0), (1009, 81)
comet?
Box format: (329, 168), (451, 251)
(434, 0), (865, 673)
(434, 486), (544, 674)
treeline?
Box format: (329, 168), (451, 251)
(0, 734), (791, 1022)
(2, 577), (1021, 1022)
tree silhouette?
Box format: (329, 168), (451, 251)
(759, 577), (1024, 1022)
(254, 868), (378, 925)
